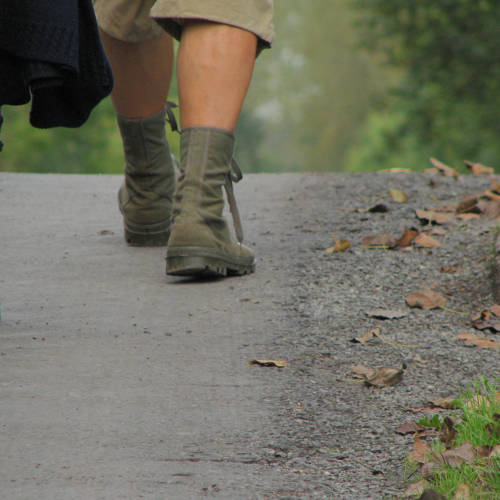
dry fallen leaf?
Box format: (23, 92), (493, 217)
(363, 365), (405, 387)
(352, 365), (375, 379)
(490, 444), (500, 458)
(418, 490), (447, 500)
(396, 228), (420, 248)
(481, 189), (500, 201)
(361, 233), (396, 248)
(325, 234), (351, 253)
(472, 319), (500, 333)
(403, 479), (428, 498)
(409, 437), (431, 464)
(416, 209), (454, 225)
(477, 199), (500, 218)
(453, 483), (472, 500)
(389, 188), (408, 203)
(456, 196), (480, 214)
(456, 213), (481, 221)
(429, 396), (457, 409)
(248, 359), (288, 368)
(366, 309), (407, 319)
(439, 416), (457, 447)
(435, 442), (476, 467)
(429, 157), (459, 178)
(490, 179), (500, 193)
(351, 328), (379, 345)
(414, 233), (441, 248)
(396, 420), (424, 435)
(441, 265), (459, 273)
(420, 462), (440, 479)
(456, 333), (499, 349)
(406, 287), (447, 310)
(464, 160), (494, 176)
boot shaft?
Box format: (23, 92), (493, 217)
(117, 107), (172, 175)
(175, 127), (235, 220)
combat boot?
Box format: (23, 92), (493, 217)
(166, 127), (255, 277)
(117, 106), (176, 246)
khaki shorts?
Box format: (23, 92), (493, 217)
(94, 0), (274, 51)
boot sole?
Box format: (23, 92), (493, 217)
(166, 246), (255, 277)
(124, 219), (171, 247)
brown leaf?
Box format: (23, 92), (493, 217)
(439, 416), (457, 447)
(389, 188), (408, 203)
(325, 234), (351, 253)
(418, 489), (447, 500)
(490, 179), (500, 193)
(456, 196), (480, 214)
(472, 319), (500, 333)
(474, 445), (492, 458)
(409, 437), (431, 464)
(416, 209), (454, 225)
(481, 189), (500, 201)
(429, 396), (456, 409)
(441, 266), (459, 273)
(352, 364), (375, 379)
(420, 462), (440, 479)
(456, 213), (481, 221)
(363, 365), (405, 387)
(98, 229), (115, 236)
(453, 483), (472, 500)
(414, 233), (441, 248)
(430, 157), (459, 178)
(361, 233), (396, 247)
(435, 442), (476, 468)
(477, 199), (500, 218)
(351, 328), (379, 345)
(403, 479), (428, 497)
(456, 333), (499, 349)
(396, 420), (424, 435)
(366, 309), (407, 319)
(396, 228), (420, 248)
(248, 359), (288, 368)
(406, 287), (447, 310)
(464, 160), (494, 176)
(490, 305), (500, 316)
(490, 444), (500, 458)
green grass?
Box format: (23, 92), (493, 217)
(407, 378), (500, 499)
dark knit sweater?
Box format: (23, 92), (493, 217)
(0, 0), (113, 150)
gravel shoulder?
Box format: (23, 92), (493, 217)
(0, 172), (498, 499)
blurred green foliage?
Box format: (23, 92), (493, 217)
(347, 0), (500, 172)
(0, 0), (497, 174)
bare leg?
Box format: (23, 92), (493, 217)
(177, 23), (257, 131)
(99, 30), (174, 119)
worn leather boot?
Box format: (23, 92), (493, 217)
(117, 106), (175, 246)
(166, 127), (255, 277)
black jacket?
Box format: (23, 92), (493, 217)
(0, 0), (113, 149)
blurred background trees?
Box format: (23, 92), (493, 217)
(0, 0), (497, 174)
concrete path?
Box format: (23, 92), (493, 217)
(1, 171), (499, 499)
(0, 173), (301, 500)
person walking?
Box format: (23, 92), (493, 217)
(94, 1), (274, 277)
